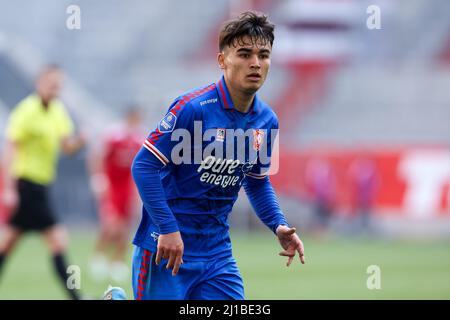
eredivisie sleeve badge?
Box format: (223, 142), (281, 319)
(158, 112), (177, 133)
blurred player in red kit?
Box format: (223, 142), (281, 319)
(348, 153), (380, 234)
(89, 106), (146, 283)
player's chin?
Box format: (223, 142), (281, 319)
(242, 80), (263, 93)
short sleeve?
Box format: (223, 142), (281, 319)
(6, 103), (28, 143)
(56, 103), (74, 138)
(142, 99), (195, 166)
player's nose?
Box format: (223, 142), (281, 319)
(249, 55), (261, 69)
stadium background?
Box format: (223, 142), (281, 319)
(0, 0), (449, 299)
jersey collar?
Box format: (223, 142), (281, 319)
(216, 75), (234, 110)
(216, 75), (259, 115)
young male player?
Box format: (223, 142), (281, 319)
(131, 11), (305, 300)
(89, 107), (145, 283)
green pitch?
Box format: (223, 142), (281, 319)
(0, 230), (449, 299)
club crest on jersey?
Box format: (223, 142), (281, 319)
(252, 129), (264, 151)
(158, 112), (177, 133)
(216, 128), (226, 142)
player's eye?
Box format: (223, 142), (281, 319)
(259, 54), (270, 59)
(239, 53), (250, 58)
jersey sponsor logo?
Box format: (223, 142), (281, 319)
(199, 98), (218, 106)
(158, 112), (177, 133)
(253, 129), (264, 151)
(197, 155), (246, 188)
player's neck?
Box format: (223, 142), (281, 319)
(228, 88), (255, 113)
(39, 96), (51, 110)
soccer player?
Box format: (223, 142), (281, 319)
(0, 65), (86, 300)
(131, 11), (305, 300)
(89, 107), (145, 283)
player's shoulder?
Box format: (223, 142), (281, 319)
(171, 82), (218, 112)
(50, 97), (67, 111)
(9, 94), (39, 118)
(13, 94), (36, 110)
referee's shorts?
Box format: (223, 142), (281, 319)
(9, 179), (58, 232)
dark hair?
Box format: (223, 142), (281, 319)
(219, 11), (275, 51)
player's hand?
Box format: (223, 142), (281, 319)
(155, 231), (184, 276)
(276, 225), (305, 267)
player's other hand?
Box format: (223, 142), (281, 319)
(276, 225), (305, 267)
(155, 231), (184, 276)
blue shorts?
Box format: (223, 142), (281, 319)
(131, 245), (245, 300)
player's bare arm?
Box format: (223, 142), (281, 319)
(61, 133), (86, 156)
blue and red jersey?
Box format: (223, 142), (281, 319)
(132, 76), (289, 260)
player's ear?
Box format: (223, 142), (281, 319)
(217, 52), (225, 70)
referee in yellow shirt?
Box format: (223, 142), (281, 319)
(0, 65), (86, 300)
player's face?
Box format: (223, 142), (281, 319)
(36, 69), (63, 103)
(218, 35), (271, 95)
